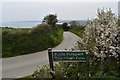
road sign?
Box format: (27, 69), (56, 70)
(52, 50), (89, 62)
(48, 48), (89, 77)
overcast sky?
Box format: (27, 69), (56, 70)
(1, 2), (118, 22)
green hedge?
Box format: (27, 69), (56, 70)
(2, 24), (63, 58)
(70, 25), (85, 38)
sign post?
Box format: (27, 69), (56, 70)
(48, 48), (89, 79)
(48, 48), (89, 69)
(48, 48), (54, 71)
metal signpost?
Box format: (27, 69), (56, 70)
(48, 48), (89, 79)
(48, 48), (89, 71)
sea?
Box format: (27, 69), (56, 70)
(1, 20), (87, 28)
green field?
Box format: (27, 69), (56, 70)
(2, 24), (63, 58)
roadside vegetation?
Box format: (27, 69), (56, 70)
(29, 8), (120, 79)
(70, 24), (85, 38)
(61, 21), (85, 38)
(2, 14), (63, 58)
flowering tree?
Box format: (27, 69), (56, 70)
(76, 8), (119, 58)
(94, 8), (119, 58)
(75, 8), (120, 77)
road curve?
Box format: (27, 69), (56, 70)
(2, 32), (81, 78)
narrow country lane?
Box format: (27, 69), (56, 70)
(2, 32), (81, 78)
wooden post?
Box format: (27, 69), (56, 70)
(48, 48), (54, 71)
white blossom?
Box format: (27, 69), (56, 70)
(76, 8), (120, 59)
